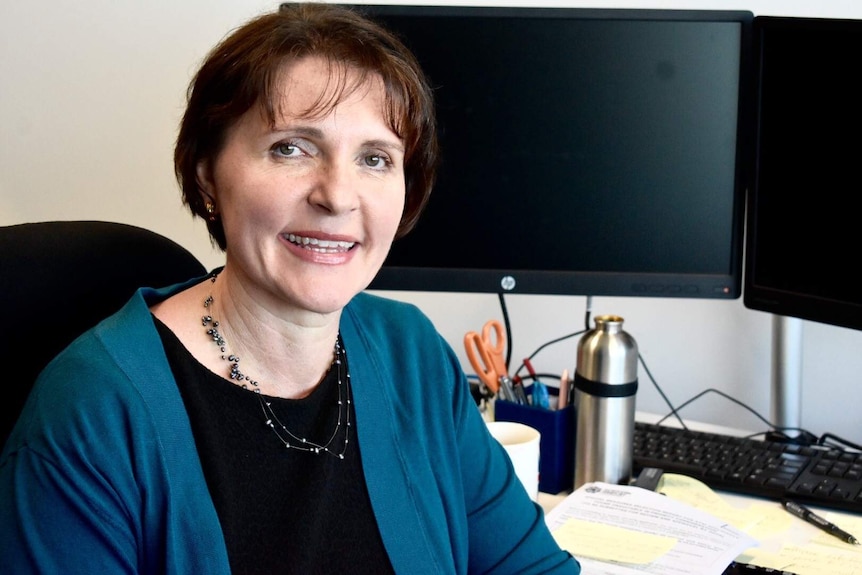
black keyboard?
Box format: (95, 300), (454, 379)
(633, 421), (862, 514)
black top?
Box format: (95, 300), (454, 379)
(154, 317), (395, 575)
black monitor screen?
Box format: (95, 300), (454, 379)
(744, 16), (862, 330)
(358, 5), (753, 298)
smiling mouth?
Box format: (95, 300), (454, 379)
(285, 233), (356, 253)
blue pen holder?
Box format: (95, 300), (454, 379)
(494, 386), (575, 494)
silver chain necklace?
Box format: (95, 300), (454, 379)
(201, 273), (351, 459)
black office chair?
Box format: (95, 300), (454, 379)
(0, 220), (208, 448)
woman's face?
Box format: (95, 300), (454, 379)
(198, 56), (405, 318)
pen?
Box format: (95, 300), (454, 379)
(510, 378), (529, 405)
(557, 369), (569, 409)
(497, 375), (517, 402)
(782, 499), (860, 545)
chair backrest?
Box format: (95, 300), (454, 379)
(0, 220), (208, 447)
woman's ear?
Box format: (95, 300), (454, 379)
(196, 159), (218, 220)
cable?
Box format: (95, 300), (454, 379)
(817, 433), (862, 452)
(655, 388), (770, 428)
(652, 386), (831, 446)
(498, 292), (587, 383)
(497, 292), (513, 371)
(518, 372), (565, 384)
(529, 330), (586, 362)
(638, 354), (688, 430)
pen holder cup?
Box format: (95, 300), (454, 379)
(494, 387), (575, 494)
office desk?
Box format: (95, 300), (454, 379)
(541, 413), (862, 575)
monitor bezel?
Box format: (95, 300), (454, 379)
(743, 15), (862, 330)
(355, 4), (755, 299)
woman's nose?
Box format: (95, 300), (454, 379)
(308, 163), (360, 215)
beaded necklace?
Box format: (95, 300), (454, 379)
(201, 273), (351, 458)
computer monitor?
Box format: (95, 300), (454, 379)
(744, 16), (862, 331)
(357, 5), (754, 299)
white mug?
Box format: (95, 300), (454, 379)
(486, 421), (541, 502)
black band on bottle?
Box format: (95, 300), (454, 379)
(574, 372), (638, 398)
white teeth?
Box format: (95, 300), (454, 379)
(286, 233), (355, 252)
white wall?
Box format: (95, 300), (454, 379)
(2, 0), (861, 443)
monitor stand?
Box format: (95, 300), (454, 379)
(770, 314), (803, 433)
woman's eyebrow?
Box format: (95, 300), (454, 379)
(268, 125), (324, 139)
(364, 138), (405, 153)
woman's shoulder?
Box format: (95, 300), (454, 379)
(342, 292), (455, 368)
(7, 288), (188, 457)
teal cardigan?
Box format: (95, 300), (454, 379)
(0, 277), (578, 574)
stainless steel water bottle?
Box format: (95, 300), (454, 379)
(573, 314), (638, 489)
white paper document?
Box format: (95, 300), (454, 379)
(545, 482), (758, 575)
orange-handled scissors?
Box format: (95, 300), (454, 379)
(464, 319), (508, 396)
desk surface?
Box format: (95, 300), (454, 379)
(542, 413), (862, 575)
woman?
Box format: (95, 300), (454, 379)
(0, 4), (579, 574)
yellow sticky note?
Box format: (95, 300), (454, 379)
(746, 543), (862, 575)
(658, 473), (764, 532)
(551, 518), (677, 564)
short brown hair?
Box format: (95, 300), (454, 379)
(174, 2), (438, 250)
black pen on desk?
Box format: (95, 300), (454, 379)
(782, 499), (860, 545)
